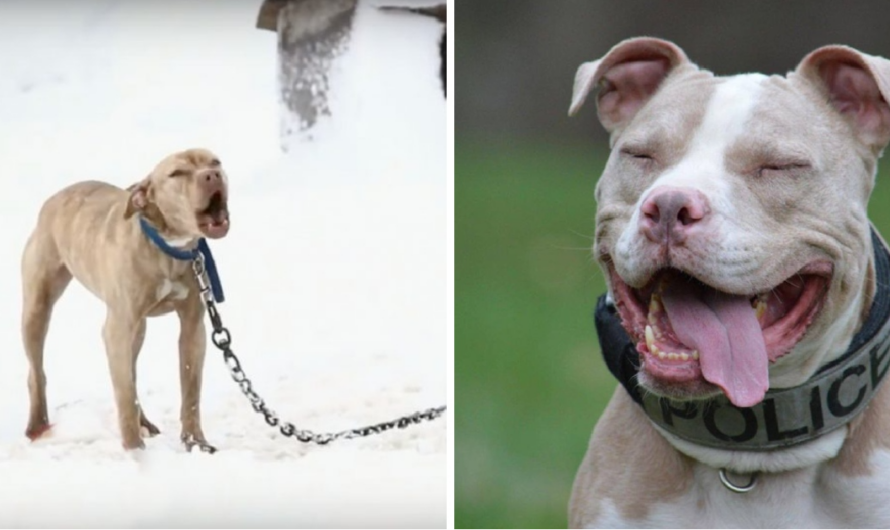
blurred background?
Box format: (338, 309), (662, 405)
(455, 2), (890, 528)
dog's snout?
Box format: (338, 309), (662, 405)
(640, 186), (710, 244)
(197, 168), (225, 194)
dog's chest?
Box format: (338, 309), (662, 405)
(145, 277), (191, 316)
(156, 278), (189, 302)
(590, 456), (890, 529)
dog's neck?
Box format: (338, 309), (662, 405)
(597, 227), (890, 474)
(164, 236), (198, 249)
(137, 217), (201, 259)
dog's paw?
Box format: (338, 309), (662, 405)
(121, 437), (146, 451)
(195, 442), (217, 454)
(185, 441), (217, 454)
(181, 433), (217, 454)
(139, 416), (161, 437)
(24, 422), (52, 441)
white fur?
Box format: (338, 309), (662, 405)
(653, 73), (767, 191)
(820, 448), (890, 526)
(584, 499), (634, 529)
(165, 237), (194, 248)
(614, 75), (767, 270)
(594, 448), (890, 528)
(156, 279), (189, 302)
(634, 464), (840, 528)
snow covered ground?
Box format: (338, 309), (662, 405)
(0, 1), (447, 527)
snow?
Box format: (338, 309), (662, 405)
(0, 1), (447, 527)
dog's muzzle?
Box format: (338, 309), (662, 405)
(595, 226), (890, 451)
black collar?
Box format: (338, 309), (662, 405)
(594, 227), (890, 451)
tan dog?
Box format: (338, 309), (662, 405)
(20, 148), (230, 451)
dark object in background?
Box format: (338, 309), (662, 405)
(256, 0), (358, 140)
(255, 0), (446, 148)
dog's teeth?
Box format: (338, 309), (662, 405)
(754, 299), (767, 320)
(691, 350), (700, 360)
(645, 325), (656, 352)
(667, 352), (679, 360)
(649, 339), (662, 358)
(648, 294), (663, 326)
(679, 352), (689, 361)
(649, 293), (663, 313)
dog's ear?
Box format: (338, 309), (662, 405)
(123, 178), (151, 219)
(568, 37), (692, 132)
(795, 46), (890, 154)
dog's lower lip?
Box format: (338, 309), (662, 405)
(198, 210), (229, 238)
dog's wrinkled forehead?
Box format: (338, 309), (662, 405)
(614, 74), (716, 152)
(621, 73), (842, 168)
(150, 148), (222, 181)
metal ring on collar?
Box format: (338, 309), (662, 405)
(718, 468), (758, 493)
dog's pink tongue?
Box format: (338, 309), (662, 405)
(661, 282), (769, 408)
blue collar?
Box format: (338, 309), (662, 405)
(138, 217), (225, 303)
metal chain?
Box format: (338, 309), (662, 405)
(191, 254), (447, 445)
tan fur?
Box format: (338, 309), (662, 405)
(568, 388), (694, 527)
(20, 148), (229, 451)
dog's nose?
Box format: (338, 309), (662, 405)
(202, 170), (221, 183)
(640, 186), (710, 244)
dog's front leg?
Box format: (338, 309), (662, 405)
(102, 310), (144, 450)
(177, 295), (215, 453)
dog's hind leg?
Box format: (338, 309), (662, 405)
(131, 318), (161, 437)
(20, 232), (72, 440)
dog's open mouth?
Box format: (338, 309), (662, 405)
(197, 191), (229, 239)
(608, 262), (831, 407)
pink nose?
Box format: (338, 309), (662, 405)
(197, 168), (225, 193)
(197, 168), (222, 184)
(640, 186), (710, 244)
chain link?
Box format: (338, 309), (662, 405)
(191, 255), (447, 445)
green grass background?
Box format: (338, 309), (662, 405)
(455, 137), (890, 529)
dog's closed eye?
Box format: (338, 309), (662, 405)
(620, 147), (657, 171)
(169, 168), (190, 178)
(620, 147), (653, 160)
(758, 162), (810, 177)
